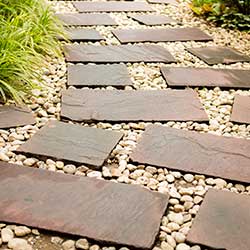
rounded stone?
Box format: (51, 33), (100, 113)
(1, 228), (14, 243)
(14, 226), (31, 237)
(62, 240), (76, 250)
(76, 239), (89, 249)
(8, 238), (30, 249)
(176, 243), (191, 250)
(160, 241), (174, 250)
(63, 164), (76, 174)
(168, 213), (184, 225)
(183, 174), (194, 183)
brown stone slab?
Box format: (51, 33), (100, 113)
(64, 44), (176, 63)
(67, 64), (132, 87)
(186, 46), (250, 65)
(147, 0), (178, 4)
(130, 125), (250, 183)
(161, 67), (250, 88)
(0, 162), (169, 249)
(230, 95), (250, 124)
(16, 120), (123, 168)
(61, 89), (208, 122)
(0, 106), (35, 129)
(56, 13), (117, 26)
(73, 1), (154, 12)
(187, 189), (250, 250)
(62, 28), (104, 41)
(112, 27), (212, 43)
(128, 14), (177, 25)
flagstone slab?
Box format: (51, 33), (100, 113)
(161, 67), (250, 88)
(186, 46), (250, 65)
(56, 13), (117, 26)
(130, 125), (250, 183)
(61, 89), (208, 122)
(112, 27), (212, 43)
(63, 28), (104, 41)
(73, 1), (154, 12)
(0, 162), (169, 249)
(230, 95), (250, 124)
(64, 44), (176, 63)
(0, 106), (35, 129)
(67, 64), (132, 87)
(187, 189), (250, 250)
(147, 0), (178, 4)
(128, 14), (177, 25)
(16, 120), (123, 168)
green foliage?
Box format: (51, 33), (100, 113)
(189, 0), (250, 31)
(0, 0), (66, 103)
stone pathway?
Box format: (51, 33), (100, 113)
(0, 0), (250, 250)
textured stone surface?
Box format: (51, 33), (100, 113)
(161, 67), (250, 88)
(187, 189), (250, 250)
(64, 44), (176, 63)
(186, 46), (250, 65)
(16, 120), (123, 168)
(56, 13), (117, 26)
(112, 27), (212, 43)
(0, 106), (35, 129)
(0, 162), (169, 249)
(67, 64), (132, 87)
(61, 89), (208, 122)
(62, 28), (104, 41)
(147, 0), (178, 4)
(230, 95), (250, 124)
(130, 125), (250, 183)
(128, 14), (177, 25)
(73, 1), (154, 12)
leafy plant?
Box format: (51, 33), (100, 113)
(0, 0), (66, 103)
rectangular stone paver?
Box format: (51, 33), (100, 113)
(67, 64), (132, 87)
(130, 125), (250, 183)
(230, 95), (250, 124)
(61, 89), (208, 122)
(56, 13), (117, 26)
(147, 0), (178, 4)
(112, 27), (212, 43)
(161, 67), (250, 88)
(64, 44), (176, 63)
(0, 162), (169, 249)
(62, 28), (104, 41)
(128, 14), (177, 25)
(187, 189), (250, 250)
(186, 46), (250, 65)
(73, 1), (154, 12)
(16, 120), (123, 168)
(0, 106), (35, 129)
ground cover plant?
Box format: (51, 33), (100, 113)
(0, 0), (65, 103)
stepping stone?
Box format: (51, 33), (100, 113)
(67, 64), (132, 87)
(128, 14), (177, 25)
(56, 13), (117, 26)
(0, 162), (169, 249)
(230, 95), (250, 124)
(130, 125), (250, 183)
(61, 89), (208, 122)
(62, 28), (104, 42)
(64, 44), (176, 63)
(0, 106), (35, 129)
(73, 1), (154, 12)
(186, 46), (250, 65)
(147, 0), (178, 4)
(187, 189), (250, 250)
(112, 27), (212, 43)
(161, 67), (250, 88)
(16, 120), (123, 168)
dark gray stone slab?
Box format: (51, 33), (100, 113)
(61, 89), (208, 122)
(62, 28), (104, 41)
(0, 162), (169, 249)
(67, 64), (132, 87)
(112, 27), (212, 43)
(161, 67), (250, 88)
(16, 120), (123, 168)
(56, 13), (117, 26)
(0, 106), (35, 129)
(73, 1), (154, 12)
(230, 95), (250, 124)
(147, 0), (178, 4)
(130, 125), (250, 183)
(64, 44), (176, 63)
(128, 14), (177, 25)
(186, 46), (250, 65)
(187, 189), (250, 250)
